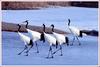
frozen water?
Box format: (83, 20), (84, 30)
(2, 7), (98, 32)
(2, 31), (98, 65)
(2, 7), (98, 65)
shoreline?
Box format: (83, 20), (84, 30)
(2, 22), (98, 36)
(2, 22), (68, 34)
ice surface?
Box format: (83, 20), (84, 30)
(2, 7), (98, 32)
(2, 31), (98, 65)
(2, 7), (98, 65)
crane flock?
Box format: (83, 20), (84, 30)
(17, 19), (95, 58)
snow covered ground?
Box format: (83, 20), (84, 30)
(2, 7), (98, 65)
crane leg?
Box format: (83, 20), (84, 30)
(46, 46), (53, 58)
(51, 47), (53, 58)
(18, 45), (28, 55)
(52, 45), (63, 56)
(25, 44), (33, 56)
(46, 47), (50, 58)
(35, 42), (39, 53)
(60, 45), (63, 56)
(76, 36), (81, 45)
(71, 37), (75, 46)
(53, 49), (59, 55)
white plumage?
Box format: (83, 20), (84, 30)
(68, 26), (80, 36)
(50, 24), (69, 56)
(23, 20), (42, 53)
(42, 24), (58, 58)
(26, 29), (41, 42)
(51, 24), (69, 45)
(67, 19), (83, 45)
(44, 32), (57, 46)
(18, 32), (31, 45)
(17, 24), (33, 56)
(53, 32), (66, 45)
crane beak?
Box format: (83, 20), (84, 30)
(22, 21), (26, 23)
(17, 24), (21, 26)
(22, 20), (28, 23)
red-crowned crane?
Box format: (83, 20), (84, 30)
(67, 19), (85, 45)
(41, 24), (58, 58)
(22, 20), (44, 53)
(17, 24), (33, 56)
(50, 24), (69, 56)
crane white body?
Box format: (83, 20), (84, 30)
(26, 29), (41, 42)
(67, 19), (86, 45)
(17, 24), (33, 56)
(68, 26), (80, 36)
(18, 32), (31, 45)
(43, 32), (58, 58)
(41, 24), (59, 58)
(50, 24), (69, 56)
(52, 32), (66, 45)
(44, 32), (57, 46)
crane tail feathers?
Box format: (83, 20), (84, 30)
(79, 31), (83, 37)
(65, 37), (69, 45)
(40, 33), (45, 43)
(28, 39), (33, 46)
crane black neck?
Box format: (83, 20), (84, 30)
(18, 24), (21, 32)
(51, 25), (54, 32)
(43, 24), (45, 32)
(25, 21), (28, 28)
(68, 19), (70, 26)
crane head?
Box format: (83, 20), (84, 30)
(43, 24), (45, 27)
(51, 24), (54, 32)
(22, 20), (29, 28)
(51, 24), (54, 28)
(42, 24), (45, 32)
(17, 24), (21, 31)
(22, 20), (29, 24)
(17, 24), (21, 27)
(25, 20), (28, 23)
